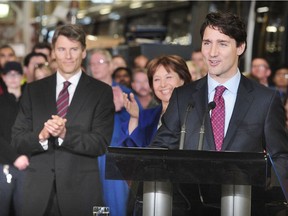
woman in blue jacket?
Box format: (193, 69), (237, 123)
(118, 55), (192, 215)
(119, 55), (192, 148)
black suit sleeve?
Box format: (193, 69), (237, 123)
(11, 84), (46, 155)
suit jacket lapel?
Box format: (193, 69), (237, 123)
(222, 75), (254, 150)
(66, 73), (90, 123)
(192, 77), (216, 150)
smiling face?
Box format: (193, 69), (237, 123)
(53, 35), (86, 79)
(201, 26), (245, 83)
(152, 65), (184, 104)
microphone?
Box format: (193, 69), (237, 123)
(197, 101), (216, 151)
(179, 102), (195, 150)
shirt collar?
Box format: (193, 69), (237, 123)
(56, 70), (82, 87)
(208, 69), (241, 95)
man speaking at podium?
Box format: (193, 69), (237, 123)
(151, 11), (288, 215)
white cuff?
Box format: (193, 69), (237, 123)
(58, 137), (64, 146)
(39, 140), (48, 150)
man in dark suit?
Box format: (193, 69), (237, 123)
(151, 11), (288, 215)
(11, 24), (114, 216)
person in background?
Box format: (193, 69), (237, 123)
(191, 48), (208, 77)
(11, 24), (114, 216)
(120, 55), (191, 147)
(0, 45), (17, 95)
(186, 60), (202, 81)
(32, 42), (53, 63)
(130, 67), (158, 109)
(23, 52), (48, 84)
(133, 54), (149, 69)
(112, 67), (132, 88)
(49, 58), (58, 72)
(0, 61), (29, 216)
(150, 11), (288, 216)
(87, 48), (142, 216)
(272, 65), (288, 104)
(119, 55), (191, 215)
(111, 55), (127, 72)
(33, 62), (54, 81)
(0, 45), (17, 69)
(249, 57), (271, 87)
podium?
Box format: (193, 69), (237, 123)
(106, 147), (268, 216)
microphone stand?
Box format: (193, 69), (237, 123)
(197, 101), (216, 151)
(179, 103), (194, 150)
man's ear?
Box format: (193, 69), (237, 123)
(237, 43), (246, 56)
(82, 49), (87, 59)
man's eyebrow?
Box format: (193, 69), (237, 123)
(217, 39), (229, 43)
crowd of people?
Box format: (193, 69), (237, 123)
(0, 10), (287, 216)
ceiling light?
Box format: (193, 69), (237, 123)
(91, 0), (114, 3)
(100, 7), (111, 15)
(257, 7), (269, 13)
(266, 26), (277, 33)
(0, 3), (9, 18)
(129, 2), (142, 9)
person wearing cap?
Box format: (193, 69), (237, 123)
(0, 61), (29, 216)
(0, 45), (17, 95)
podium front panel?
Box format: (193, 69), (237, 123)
(106, 147), (267, 186)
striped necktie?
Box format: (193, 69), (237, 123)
(57, 81), (71, 118)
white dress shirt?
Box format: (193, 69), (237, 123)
(40, 70), (82, 150)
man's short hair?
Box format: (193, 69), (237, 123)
(52, 24), (86, 50)
(200, 11), (247, 54)
(23, 52), (48, 67)
(32, 42), (52, 53)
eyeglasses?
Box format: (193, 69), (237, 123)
(275, 73), (288, 79)
(251, 64), (269, 70)
(34, 62), (49, 69)
(90, 59), (109, 67)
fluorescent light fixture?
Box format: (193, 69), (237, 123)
(0, 3), (9, 18)
(100, 7), (111, 15)
(129, 2), (142, 9)
(91, 0), (114, 3)
(257, 7), (269, 13)
(266, 26), (277, 33)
